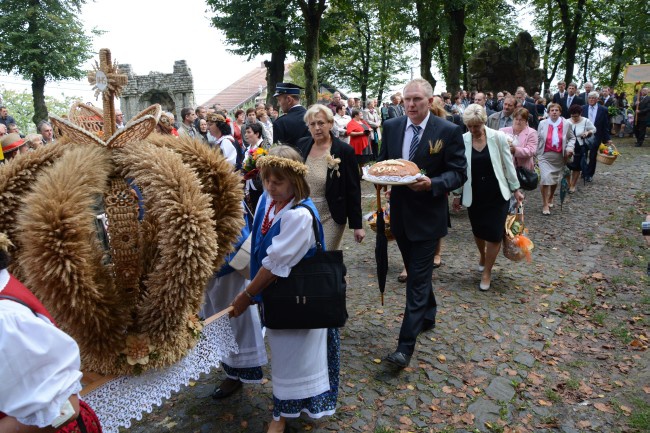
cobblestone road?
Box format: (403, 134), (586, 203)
(124, 136), (649, 433)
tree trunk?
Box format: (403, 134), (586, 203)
(608, 15), (626, 86)
(557, 0), (586, 84)
(31, 73), (48, 127)
(265, 46), (287, 108)
(415, 0), (439, 91)
(298, 0), (326, 106)
(581, 31), (596, 84)
(446, 6), (466, 95)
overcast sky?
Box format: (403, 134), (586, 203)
(0, 0), (268, 106)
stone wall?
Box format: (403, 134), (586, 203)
(119, 60), (195, 122)
(468, 32), (545, 94)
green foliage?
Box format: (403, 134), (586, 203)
(0, 0), (94, 125)
(318, 0), (413, 103)
(206, 0), (302, 59)
(0, 85), (80, 134)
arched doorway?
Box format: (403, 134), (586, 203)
(139, 91), (175, 115)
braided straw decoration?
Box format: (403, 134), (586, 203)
(16, 146), (132, 369)
(145, 134), (244, 269)
(50, 116), (105, 147)
(127, 104), (162, 126)
(106, 115), (158, 149)
(68, 102), (105, 137)
(103, 177), (142, 309)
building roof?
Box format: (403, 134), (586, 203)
(202, 63), (284, 111)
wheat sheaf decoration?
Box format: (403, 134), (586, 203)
(0, 104), (242, 375)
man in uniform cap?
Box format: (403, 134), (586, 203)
(272, 83), (310, 147)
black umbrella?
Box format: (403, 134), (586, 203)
(374, 184), (388, 305)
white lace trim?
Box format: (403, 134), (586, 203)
(81, 314), (238, 433)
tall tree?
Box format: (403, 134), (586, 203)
(414, 0), (442, 90)
(318, 0), (412, 104)
(206, 0), (302, 107)
(0, 0), (94, 127)
(555, 0), (587, 84)
(297, 0), (328, 106)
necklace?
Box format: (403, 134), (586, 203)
(261, 197), (294, 235)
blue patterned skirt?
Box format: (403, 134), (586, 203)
(272, 328), (340, 420)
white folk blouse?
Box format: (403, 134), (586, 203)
(0, 269), (83, 428)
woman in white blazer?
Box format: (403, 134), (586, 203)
(452, 104), (523, 291)
(537, 103), (575, 215)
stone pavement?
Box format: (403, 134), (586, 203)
(123, 136), (649, 433)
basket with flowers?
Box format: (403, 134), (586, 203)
(597, 143), (620, 165)
(368, 206), (395, 241)
(242, 147), (268, 180)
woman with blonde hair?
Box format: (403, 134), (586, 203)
(230, 145), (340, 433)
(453, 104), (523, 291)
(297, 104), (365, 250)
(536, 102), (575, 214)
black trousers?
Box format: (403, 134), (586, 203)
(586, 140), (599, 177)
(394, 235), (439, 355)
(634, 118), (647, 144)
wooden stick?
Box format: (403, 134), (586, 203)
(80, 372), (117, 396)
(204, 305), (234, 325)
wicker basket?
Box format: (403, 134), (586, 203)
(369, 219), (395, 241)
(596, 143), (618, 165)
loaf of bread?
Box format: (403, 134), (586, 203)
(368, 159), (420, 177)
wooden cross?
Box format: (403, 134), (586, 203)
(88, 48), (128, 138)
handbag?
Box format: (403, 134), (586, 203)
(261, 203), (348, 329)
(515, 166), (539, 191)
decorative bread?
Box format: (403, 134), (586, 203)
(368, 159), (420, 177)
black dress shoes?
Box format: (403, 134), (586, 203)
(211, 378), (242, 399)
(386, 351), (411, 368)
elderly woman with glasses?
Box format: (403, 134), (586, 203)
(296, 104), (365, 250)
(537, 103), (576, 215)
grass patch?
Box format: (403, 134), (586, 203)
(612, 324), (634, 345)
(566, 378), (580, 390)
(628, 397), (650, 432)
(374, 426), (395, 433)
(591, 311), (606, 326)
(545, 389), (561, 403)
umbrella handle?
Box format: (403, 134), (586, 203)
(375, 184), (382, 210)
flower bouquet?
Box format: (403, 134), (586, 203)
(596, 143), (619, 165)
(242, 147), (268, 180)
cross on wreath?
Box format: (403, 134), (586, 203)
(87, 48), (128, 138)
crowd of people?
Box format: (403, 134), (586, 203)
(0, 78), (648, 433)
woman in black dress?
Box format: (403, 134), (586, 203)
(452, 104), (524, 291)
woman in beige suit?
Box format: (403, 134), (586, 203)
(537, 103), (575, 215)
(452, 104), (523, 291)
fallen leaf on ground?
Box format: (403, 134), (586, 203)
(619, 405), (632, 415)
(460, 412), (475, 424)
(442, 386), (454, 393)
(437, 354), (446, 363)
(577, 420), (591, 428)
(399, 415), (413, 425)
(373, 358), (382, 364)
(538, 400), (552, 406)
(594, 402), (615, 413)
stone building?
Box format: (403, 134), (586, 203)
(119, 60), (195, 121)
(468, 32), (545, 94)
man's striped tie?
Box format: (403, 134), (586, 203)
(409, 124), (422, 161)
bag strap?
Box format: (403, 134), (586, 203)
(0, 294), (39, 317)
(292, 202), (323, 251)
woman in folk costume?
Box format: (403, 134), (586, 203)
(229, 146), (340, 433)
(537, 103), (576, 215)
(0, 234), (102, 432)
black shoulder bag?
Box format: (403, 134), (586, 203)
(261, 203), (348, 329)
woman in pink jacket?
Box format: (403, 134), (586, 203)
(499, 107), (538, 171)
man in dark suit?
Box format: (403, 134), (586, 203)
(272, 83), (310, 147)
(387, 94), (404, 119)
(515, 87), (539, 129)
(583, 91), (612, 182)
(579, 82), (594, 103)
(378, 78), (467, 368)
(634, 87), (650, 147)
(562, 82), (584, 118)
(552, 81), (567, 115)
